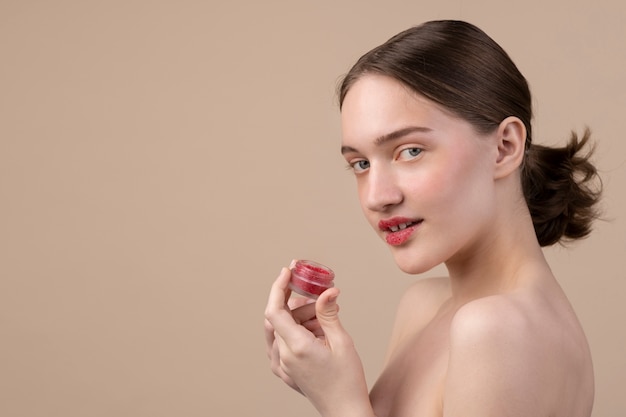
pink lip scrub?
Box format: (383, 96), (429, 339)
(289, 260), (335, 299)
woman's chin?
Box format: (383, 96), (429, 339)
(391, 251), (440, 275)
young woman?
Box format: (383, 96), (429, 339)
(264, 20), (601, 417)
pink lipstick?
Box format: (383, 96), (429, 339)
(378, 217), (422, 246)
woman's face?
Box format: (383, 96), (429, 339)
(340, 74), (500, 274)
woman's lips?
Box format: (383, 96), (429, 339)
(378, 218), (423, 246)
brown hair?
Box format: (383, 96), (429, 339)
(337, 20), (601, 246)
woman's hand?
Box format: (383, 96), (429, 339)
(264, 265), (375, 417)
(264, 267), (320, 394)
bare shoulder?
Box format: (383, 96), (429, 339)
(387, 277), (451, 351)
(450, 290), (591, 360)
(448, 296), (538, 378)
(449, 292), (590, 374)
(397, 277), (451, 324)
(445, 293), (594, 417)
(450, 294), (532, 344)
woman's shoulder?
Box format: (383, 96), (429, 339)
(449, 294), (534, 350)
(446, 282), (590, 378)
(387, 277), (452, 346)
(449, 288), (560, 350)
(450, 281), (583, 345)
(446, 290), (594, 415)
(398, 277), (452, 319)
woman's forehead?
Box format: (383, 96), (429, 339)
(340, 75), (463, 144)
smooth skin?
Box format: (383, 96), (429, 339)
(264, 74), (594, 417)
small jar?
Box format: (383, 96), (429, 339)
(289, 260), (335, 299)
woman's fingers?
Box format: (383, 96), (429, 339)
(265, 326), (304, 394)
(266, 298), (318, 358)
(265, 268), (313, 344)
(288, 295), (314, 310)
(264, 318), (277, 359)
(265, 263), (330, 393)
(314, 288), (346, 346)
(274, 333), (304, 394)
(290, 301), (316, 324)
(301, 317), (324, 337)
(290, 302), (324, 336)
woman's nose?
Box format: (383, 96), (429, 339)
(362, 167), (403, 212)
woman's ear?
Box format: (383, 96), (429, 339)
(494, 116), (527, 180)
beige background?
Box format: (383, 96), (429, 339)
(1, 1), (624, 416)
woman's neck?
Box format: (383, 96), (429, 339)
(444, 204), (551, 305)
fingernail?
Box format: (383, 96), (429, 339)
(289, 259), (297, 269)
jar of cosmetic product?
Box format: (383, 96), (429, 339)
(289, 260), (335, 299)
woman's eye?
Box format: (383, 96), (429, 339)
(398, 147), (422, 160)
(350, 160), (370, 173)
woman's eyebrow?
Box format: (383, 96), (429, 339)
(340, 145), (359, 155)
(374, 126), (432, 146)
(341, 126), (432, 155)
